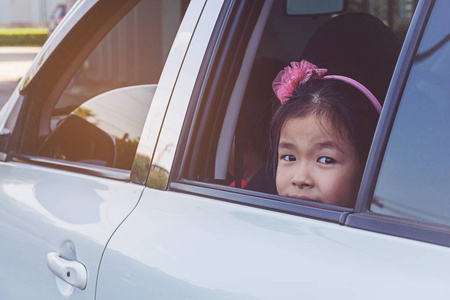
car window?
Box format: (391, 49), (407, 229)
(176, 0), (417, 212)
(371, 1), (450, 227)
(35, 0), (187, 171)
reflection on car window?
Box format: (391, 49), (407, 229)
(72, 85), (156, 170)
(371, 1), (450, 226)
(55, 0), (181, 114)
(41, 0), (187, 170)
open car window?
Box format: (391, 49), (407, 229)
(174, 0), (418, 211)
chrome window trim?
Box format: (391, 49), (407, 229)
(13, 154), (131, 181)
(170, 180), (351, 223)
(346, 212), (450, 247)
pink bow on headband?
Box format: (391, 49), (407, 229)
(272, 59), (382, 113)
(272, 60), (327, 104)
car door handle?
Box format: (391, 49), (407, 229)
(46, 252), (87, 290)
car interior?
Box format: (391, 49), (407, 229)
(181, 0), (417, 205)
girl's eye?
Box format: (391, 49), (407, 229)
(317, 156), (336, 164)
(281, 155), (296, 162)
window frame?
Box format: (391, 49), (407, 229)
(169, 0), (352, 224)
(171, 0), (436, 228)
(346, 0), (450, 247)
(4, 0), (171, 182)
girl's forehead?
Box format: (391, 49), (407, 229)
(281, 115), (353, 150)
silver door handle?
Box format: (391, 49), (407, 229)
(46, 252), (87, 290)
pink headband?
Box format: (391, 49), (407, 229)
(272, 60), (382, 114)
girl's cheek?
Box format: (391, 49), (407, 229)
(275, 165), (288, 190)
(275, 175), (287, 195)
(279, 165), (293, 187)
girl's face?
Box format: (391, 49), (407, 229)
(276, 115), (362, 207)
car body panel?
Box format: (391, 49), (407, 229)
(98, 188), (450, 300)
(0, 161), (143, 299)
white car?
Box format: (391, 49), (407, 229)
(1, 0), (449, 299)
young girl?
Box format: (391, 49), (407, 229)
(270, 60), (381, 207)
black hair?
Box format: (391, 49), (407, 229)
(269, 78), (379, 178)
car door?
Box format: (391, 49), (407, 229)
(347, 0), (450, 258)
(0, 0), (188, 299)
(97, 0), (450, 299)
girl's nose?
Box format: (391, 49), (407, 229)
(291, 163), (314, 188)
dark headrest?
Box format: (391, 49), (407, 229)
(241, 57), (287, 155)
(301, 13), (401, 104)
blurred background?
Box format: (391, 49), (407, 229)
(0, 0), (76, 29)
(0, 0), (76, 107)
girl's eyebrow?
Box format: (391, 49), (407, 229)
(315, 141), (342, 152)
(278, 142), (295, 150)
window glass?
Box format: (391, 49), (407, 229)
(371, 1), (450, 226)
(38, 0), (187, 170)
